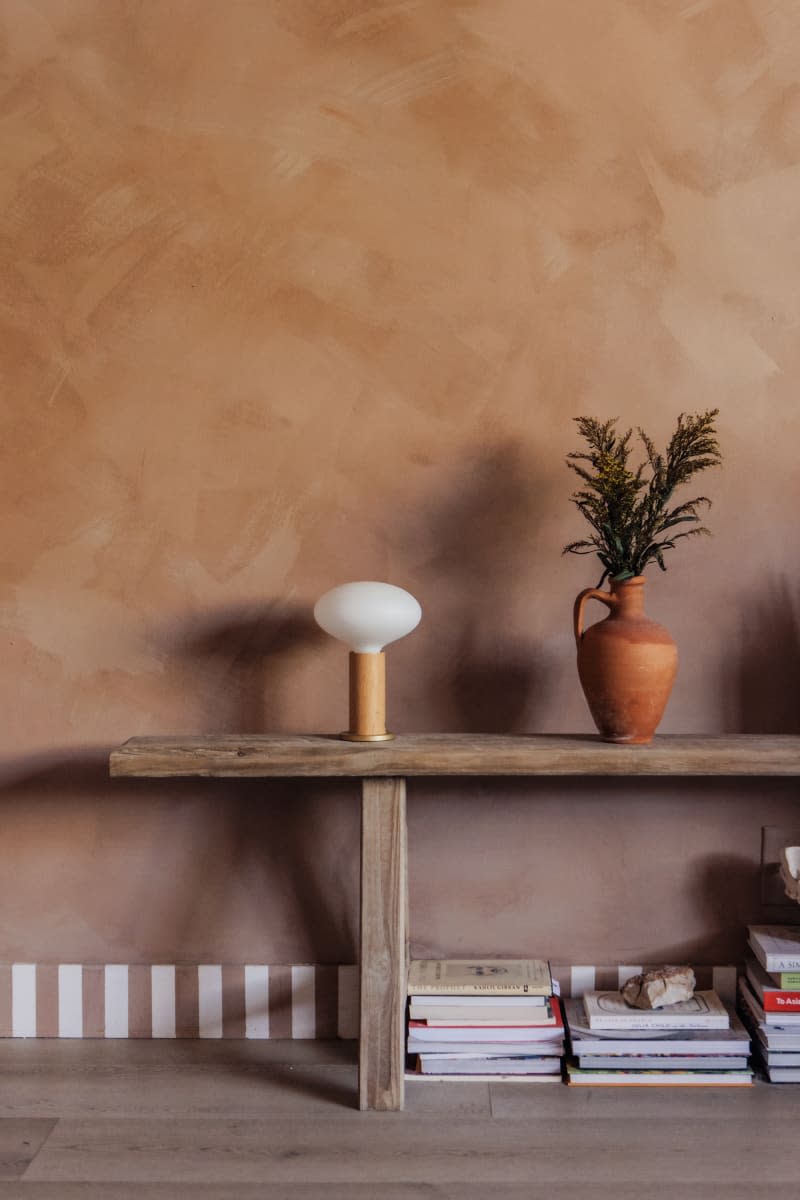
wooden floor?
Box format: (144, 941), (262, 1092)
(0, 1040), (798, 1196)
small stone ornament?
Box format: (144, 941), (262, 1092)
(621, 965), (696, 1010)
(781, 846), (800, 904)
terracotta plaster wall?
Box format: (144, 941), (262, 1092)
(2, 0), (800, 967)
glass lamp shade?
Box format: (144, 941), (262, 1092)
(314, 581), (422, 741)
(313, 582), (421, 653)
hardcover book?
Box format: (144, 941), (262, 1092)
(411, 998), (556, 1030)
(737, 979), (800, 1054)
(409, 1070), (562, 1084)
(564, 997), (749, 1055)
(407, 958), (552, 996)
(408, 1004), (563, 1043)
(757, 1065), (800, 1083)
(582, 989), (729, 1030)
(577, 1054), (749, 1070)
(566, 1064), (752, 1087)
(751, 1041), (800, 1082)
(738, 977), (800, 1038)
(406, 1038), (565, 1055)
(419, 1017), (555, 1027)
(409, 996), (547, 1022)
(747, 925), (800, 972)
(745, 956), (800, 1012)
(417, 1054), (561, 1075)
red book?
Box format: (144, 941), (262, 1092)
(762, 992), (800, 1013)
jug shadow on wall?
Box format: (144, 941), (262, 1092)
(391, 441), (560, 732)
(726, 574), (800, 734)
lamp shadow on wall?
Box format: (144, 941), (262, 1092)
(728, 574), (800, 734)
(163, 601), (326, 733)
(157, 601), (359, 1032)
(395, 441), (558, 732)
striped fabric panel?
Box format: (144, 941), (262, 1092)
(0, 963), (739, 1035)
(0, 964), (355, 1039)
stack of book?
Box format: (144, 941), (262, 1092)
(406, 958), (564, 1081)
(738, 925), (800, 1083)
(565, 987), (752, 1086)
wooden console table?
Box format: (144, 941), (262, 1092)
(109, 733), (800, 1111)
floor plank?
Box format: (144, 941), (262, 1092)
(2, 1042), (800, 1190)
(0, 1122), (55, 1181)
(0, 1040), (355, 1070)
(3, 1064), (359, 1119)
(23, 1115), (800, 1184)
(1, 1067), (484, 1120)
(0, 1042), (489, 1121)
(0, 1187), (786, 1200)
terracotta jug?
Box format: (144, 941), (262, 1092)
(573, 575), (677, 744)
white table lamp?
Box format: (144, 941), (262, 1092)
(314, 581), (422, 741)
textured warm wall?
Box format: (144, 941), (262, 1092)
(2, 0), (799, 967)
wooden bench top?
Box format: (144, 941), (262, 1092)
(109, 733), (800, 778)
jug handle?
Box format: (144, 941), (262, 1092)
(574, 588), (617, 649)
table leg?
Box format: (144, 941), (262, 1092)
(359, 776), (408, 1111)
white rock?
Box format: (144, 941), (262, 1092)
(621, 966), (696, 1010)
(781, 846), (800, 903)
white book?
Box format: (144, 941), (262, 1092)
(565, 998), (749, 1055)
(412, 1048), (563, 1059)
(408, 1071), (562, 1084)
(747, 925), (800, 972)
(410, 995), (547, 1007)
(407, 1039), (564, 1055)
(409, 998), (547, 1021)
(738, 978), (800, 1047)
(582, 990), (729, 1030)
(419, 1018), (553, 1027)
(577, 1055), (749, 1071)
(567, 1066), (752, 1087)
(763, 1050), (800, 1066)
(408, 1018), (560, 1042)
(417, 1055), (561, 1075)
(742, 956), (800, 1007)
(761, 1065), (800, 1083)
(751, 1041), (800, 1082)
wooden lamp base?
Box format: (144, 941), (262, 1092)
(341, 651), (394, 742)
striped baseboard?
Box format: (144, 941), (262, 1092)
(0, 964), (359, 1040)
(0, 962), (739, 1037)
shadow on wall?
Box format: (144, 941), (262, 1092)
(633, 847), (796, 966)
(729, 574), (800, 734)
(0, 750), (357, 969)
(394, 441), (559, 732)
(684, 851), (762, 963)
(161, 601), (326, 733)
